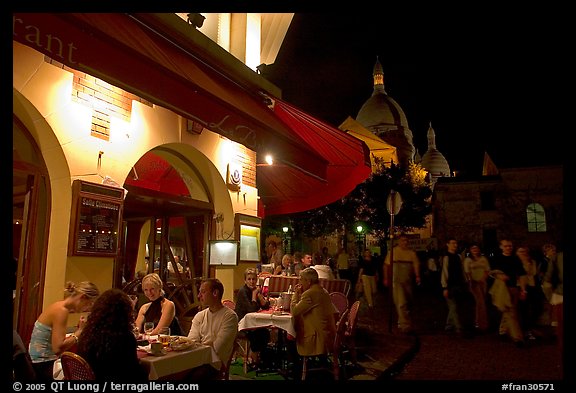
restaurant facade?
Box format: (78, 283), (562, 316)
(13, 13), (371, 342)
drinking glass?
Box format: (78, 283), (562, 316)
(144, 322), (154, 340)
(128, 295), (138, 308)
(158, 327), (171, 347)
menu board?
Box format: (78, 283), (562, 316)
(69, 181), (124, 256)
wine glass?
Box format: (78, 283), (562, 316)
(144, 322), (154, 340)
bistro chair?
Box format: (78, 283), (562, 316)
(342, 300), (360, 366)
(219, 338), (239, 380)
(60, 351), (95, 380)
(329, 291), (349, 318)
(222, 299), (236, 310)
(222, 299), (251, 374)
(301, 308), (349, 381)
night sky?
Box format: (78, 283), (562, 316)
(264, 12), (566, 176)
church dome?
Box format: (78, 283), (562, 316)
(421, 123), (450, 177)
(356, 94), (410, 130)
(355, 58), (414, 165)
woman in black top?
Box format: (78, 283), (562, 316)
(235, 268), (270, 367)
(135, 273), (182, 336)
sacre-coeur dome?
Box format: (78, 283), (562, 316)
(356, 94), (410, 130)
(356, 58), (410, 130)
(355, 58), (415, 165)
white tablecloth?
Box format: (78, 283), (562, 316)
(139, 343), (220, 380)
(238, 311), (296, 338)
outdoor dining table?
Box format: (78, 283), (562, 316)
(238, 308), (296, 374)
(238, 308), (296, 338)
(137, 340), (221, 380)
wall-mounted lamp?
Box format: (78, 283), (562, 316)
(187, 13), (205, 28)
(256, 63), (268, 75)
(265, 155), (273, 165)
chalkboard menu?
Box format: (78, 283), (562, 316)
(68, 180), (124, 256)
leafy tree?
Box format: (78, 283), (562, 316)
(264, 160), (432, 244)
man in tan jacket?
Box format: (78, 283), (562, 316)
(290, 268), (336, 357)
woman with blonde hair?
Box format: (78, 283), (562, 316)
(274, 253), (295, 276)
(28, 281), (100, 381)
(135, 273), (182, 336)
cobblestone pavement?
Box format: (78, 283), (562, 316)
(356, 282), (569, 388)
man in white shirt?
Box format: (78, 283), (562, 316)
(186, 278), (238, 380)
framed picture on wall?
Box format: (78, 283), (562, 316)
(208, 240), (239, 266)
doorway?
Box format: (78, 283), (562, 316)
(119, 150), (215, 324)
(13, 118), (51, 343)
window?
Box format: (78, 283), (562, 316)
(526, 203), (546, 232)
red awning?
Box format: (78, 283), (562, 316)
(13, 13), (371, 216)
(257, 97), (372, 216)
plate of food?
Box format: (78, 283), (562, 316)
(170, 336), (198, 351)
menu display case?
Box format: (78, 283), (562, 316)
(235, 214), (261, 262)
(68, 180), (124, 257)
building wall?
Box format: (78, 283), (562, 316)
(13, 41), (259, 310)
(432, 165), (563, 254)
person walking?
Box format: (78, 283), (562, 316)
(489, 238), (527, 347)
(463, 244), (491, 332)
(441, 238), (475, 337)
(542, 243), (563, 351)
(516, 245), (545, 340)
(383, 234), (421, 334)
(358, 249), (378, 309)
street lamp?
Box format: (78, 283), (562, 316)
(355, 223), (365, 253)
(282, 226), (291, 254)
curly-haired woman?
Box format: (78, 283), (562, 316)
(77, 288), (147, 381)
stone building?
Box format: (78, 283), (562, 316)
(432, 163), (564, 255)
